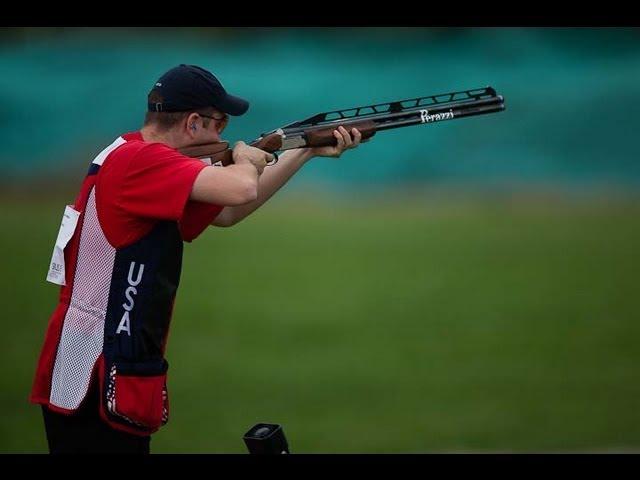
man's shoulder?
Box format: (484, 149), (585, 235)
(106, 133), (179, 165)
(118, 132), (174, 154)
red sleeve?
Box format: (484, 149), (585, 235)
(179, 201), (224, 242)
(118, 143), (208, 221)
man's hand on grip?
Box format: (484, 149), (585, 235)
(233, 141), (273, 175)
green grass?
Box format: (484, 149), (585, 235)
(2, 191), (640, 452)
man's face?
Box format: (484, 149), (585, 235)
(192, 109), (229, 142)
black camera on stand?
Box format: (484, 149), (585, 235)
(243, 423), (290, 454)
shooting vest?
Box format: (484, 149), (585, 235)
(32, 135), (187, 436)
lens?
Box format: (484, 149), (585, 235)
(253, 427), (272, 438)
(216, 115), (228, 133)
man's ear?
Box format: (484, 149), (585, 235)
(186, 113), (199, 138)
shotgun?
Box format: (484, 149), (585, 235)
(179, 86), (505, 165)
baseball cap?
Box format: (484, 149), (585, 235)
(148, 64), (249, 116)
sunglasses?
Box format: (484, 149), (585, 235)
(198, 112), (229, 133)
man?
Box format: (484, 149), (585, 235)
(30, 64), (364, 453)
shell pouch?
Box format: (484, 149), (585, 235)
(106, 359), (169, 430)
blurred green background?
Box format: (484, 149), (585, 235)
(1, 27), (639, 453)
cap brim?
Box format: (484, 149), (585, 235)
(216, 93), (249, 116)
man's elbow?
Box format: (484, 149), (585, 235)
(213, 217), (233, 228)
(213, 210), (236, 227)
(219, 178), (257, 207)
(240, 177), (258, 204)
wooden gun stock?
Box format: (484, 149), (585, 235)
(178, 132), (283, 166)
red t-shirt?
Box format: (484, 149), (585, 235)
(96, 131), (223, 247)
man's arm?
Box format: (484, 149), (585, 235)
(190, 163), (259, 206)
(212, 147), (311, 226)
(213, 126), (362, 227)
(190, 141), (270, 206)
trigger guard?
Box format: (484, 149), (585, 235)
(267, 153), (279, 166)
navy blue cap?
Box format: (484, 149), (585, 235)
(148, 64), (249, 116)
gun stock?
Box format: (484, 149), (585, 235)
(178, 133), (282, 166)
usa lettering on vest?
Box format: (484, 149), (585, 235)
(116, 262), (145, 336)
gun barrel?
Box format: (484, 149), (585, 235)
(375, 97), (505, 132)
(254, 87), (505, 151)
(281, 95), (505, 138)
